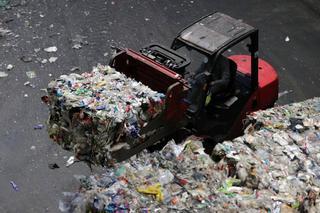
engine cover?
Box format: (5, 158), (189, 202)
(140, 44), (190, 72)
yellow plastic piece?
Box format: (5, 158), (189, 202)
(96, 81), (106, 87)
(205, 94), (212, 106)
(137, 183), (164, 202)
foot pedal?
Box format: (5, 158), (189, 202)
(224, 96), (238, 107)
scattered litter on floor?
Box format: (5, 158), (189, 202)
(44, 46), (58, 53)
(49, 56), (58, 63)
(26, 71), (36, 79)
(0, 71), (8, 78)
(6, 64), (13, 70)
(20, 55), (33, 63)
(33, 124), (44, 130)
(72, 44), (82, 49)
(72, 35), (88, 50)
(84, 11), (90, 16)
(278, 90), (293, 98)
(24, 81), (36, 88)
(0, 27), (11, 37)
(285, 36), (290, 42)
(48, 163), (60, 169)
(66, 156), (77, 167)
(10, 181), (19, 191)
(43, 64), (165, 166)
(59, 98), (320, 212)
(70, 67), (80, 72)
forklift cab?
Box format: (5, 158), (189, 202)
(170, 12), (260, 115)
(167, 12), (278, 141)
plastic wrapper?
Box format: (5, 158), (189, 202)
(43, 64), (165, 165)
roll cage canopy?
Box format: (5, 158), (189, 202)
(171, 12), (259, 90)
(172, 12), (256, 55)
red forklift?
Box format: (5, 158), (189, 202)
(109, 12), (278, 161)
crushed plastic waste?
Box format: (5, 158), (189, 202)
(26, 71), (36, 79)
(0, 27), (11, 38)
(278, 90), (293, 98)
(72, 35), (88, 50)
(43, 64), (165, 166)
(59, 98), (320, 212)
(66, 156), (78, 167)
(10, 181), (19, 191)
(44, 46), (58, 53)
(49, 56), (58, 63)
(212, 97), (320, 212)
(6, 64), (13, 70)
(70, 67), (80, 72)
(33, 124), (44, 130)
(285, 36), (290, 42)
(20, 56), (33, 63)
(0, 71), (8, 78)
(24, 81), (36, 88)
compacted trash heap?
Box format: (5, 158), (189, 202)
(43, 64), (165, 165)
(59, 98), (320, 213)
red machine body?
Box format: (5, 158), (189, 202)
(111, 49), (278, 140)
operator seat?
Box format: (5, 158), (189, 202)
(207, 59), (237, 108)
(186, 58), (237, 115)
(223, 59), (237, 97)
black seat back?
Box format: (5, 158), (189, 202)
(227, 59), (237, 93)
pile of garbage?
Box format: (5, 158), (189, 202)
(0, 27), (11, 38)
(59, 98), (320, 212)
(212, 97), (320, 212)
(59, 137), (217, 212)
(43, 64), (165, 165)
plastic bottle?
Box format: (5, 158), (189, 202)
(158, 169), (174, 185)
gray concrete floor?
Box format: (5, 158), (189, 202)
(0, 0), (319, 212)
